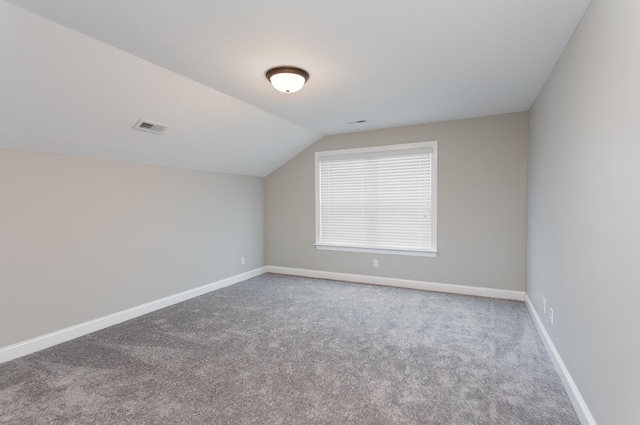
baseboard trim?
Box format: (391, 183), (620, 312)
(265, 266), (525, 301)
(0, 267), (266, 364)
(524, 295), (596, 425)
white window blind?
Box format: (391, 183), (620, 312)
(315, 142), (437, 256)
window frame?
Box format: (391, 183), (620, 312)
(314, 141), (438, 257)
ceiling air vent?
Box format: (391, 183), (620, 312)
(133, 119), (169, 135)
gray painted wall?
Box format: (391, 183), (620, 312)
(527, 1), (640, 424)
(266, 112), (528, 291)
(0, 148), (264, 348)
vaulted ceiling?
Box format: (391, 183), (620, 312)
(1, 0), (591, 176)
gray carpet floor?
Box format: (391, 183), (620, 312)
(1, 273), (580, 424)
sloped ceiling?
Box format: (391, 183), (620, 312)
(0, 0), (590, 176)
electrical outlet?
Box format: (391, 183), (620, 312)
(542, 297), (546, 313)
(241, 257), (245, 265)
(549, 308), (554, 325)
(373, 259), (379, 268)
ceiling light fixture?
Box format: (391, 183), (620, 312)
(266, 66), (309, 93)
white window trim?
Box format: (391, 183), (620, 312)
(314, 141), (438, 257)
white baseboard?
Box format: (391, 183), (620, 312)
(0, 267), (265, 364)
(524, 295), (596, 425)
(265, 266), (525, 301)
(0, 266), (595, 425)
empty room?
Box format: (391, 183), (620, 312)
(1, 0), (638, 424)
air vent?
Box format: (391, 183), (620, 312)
(347, 119), (367, 125)
(133, 119), (169, 134)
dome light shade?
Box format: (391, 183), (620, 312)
(266, 67), (309, 93)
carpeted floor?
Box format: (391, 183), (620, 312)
(1, 273), (580, 424)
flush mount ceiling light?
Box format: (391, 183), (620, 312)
(266, 66), (309, 93)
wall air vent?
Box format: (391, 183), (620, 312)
(133, 119), (169, 134)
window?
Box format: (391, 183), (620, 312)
(315, 141), (437, 257)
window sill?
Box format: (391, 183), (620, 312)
(315, 244), (438, 257)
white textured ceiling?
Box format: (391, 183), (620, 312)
(1, 0), (590, 176)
